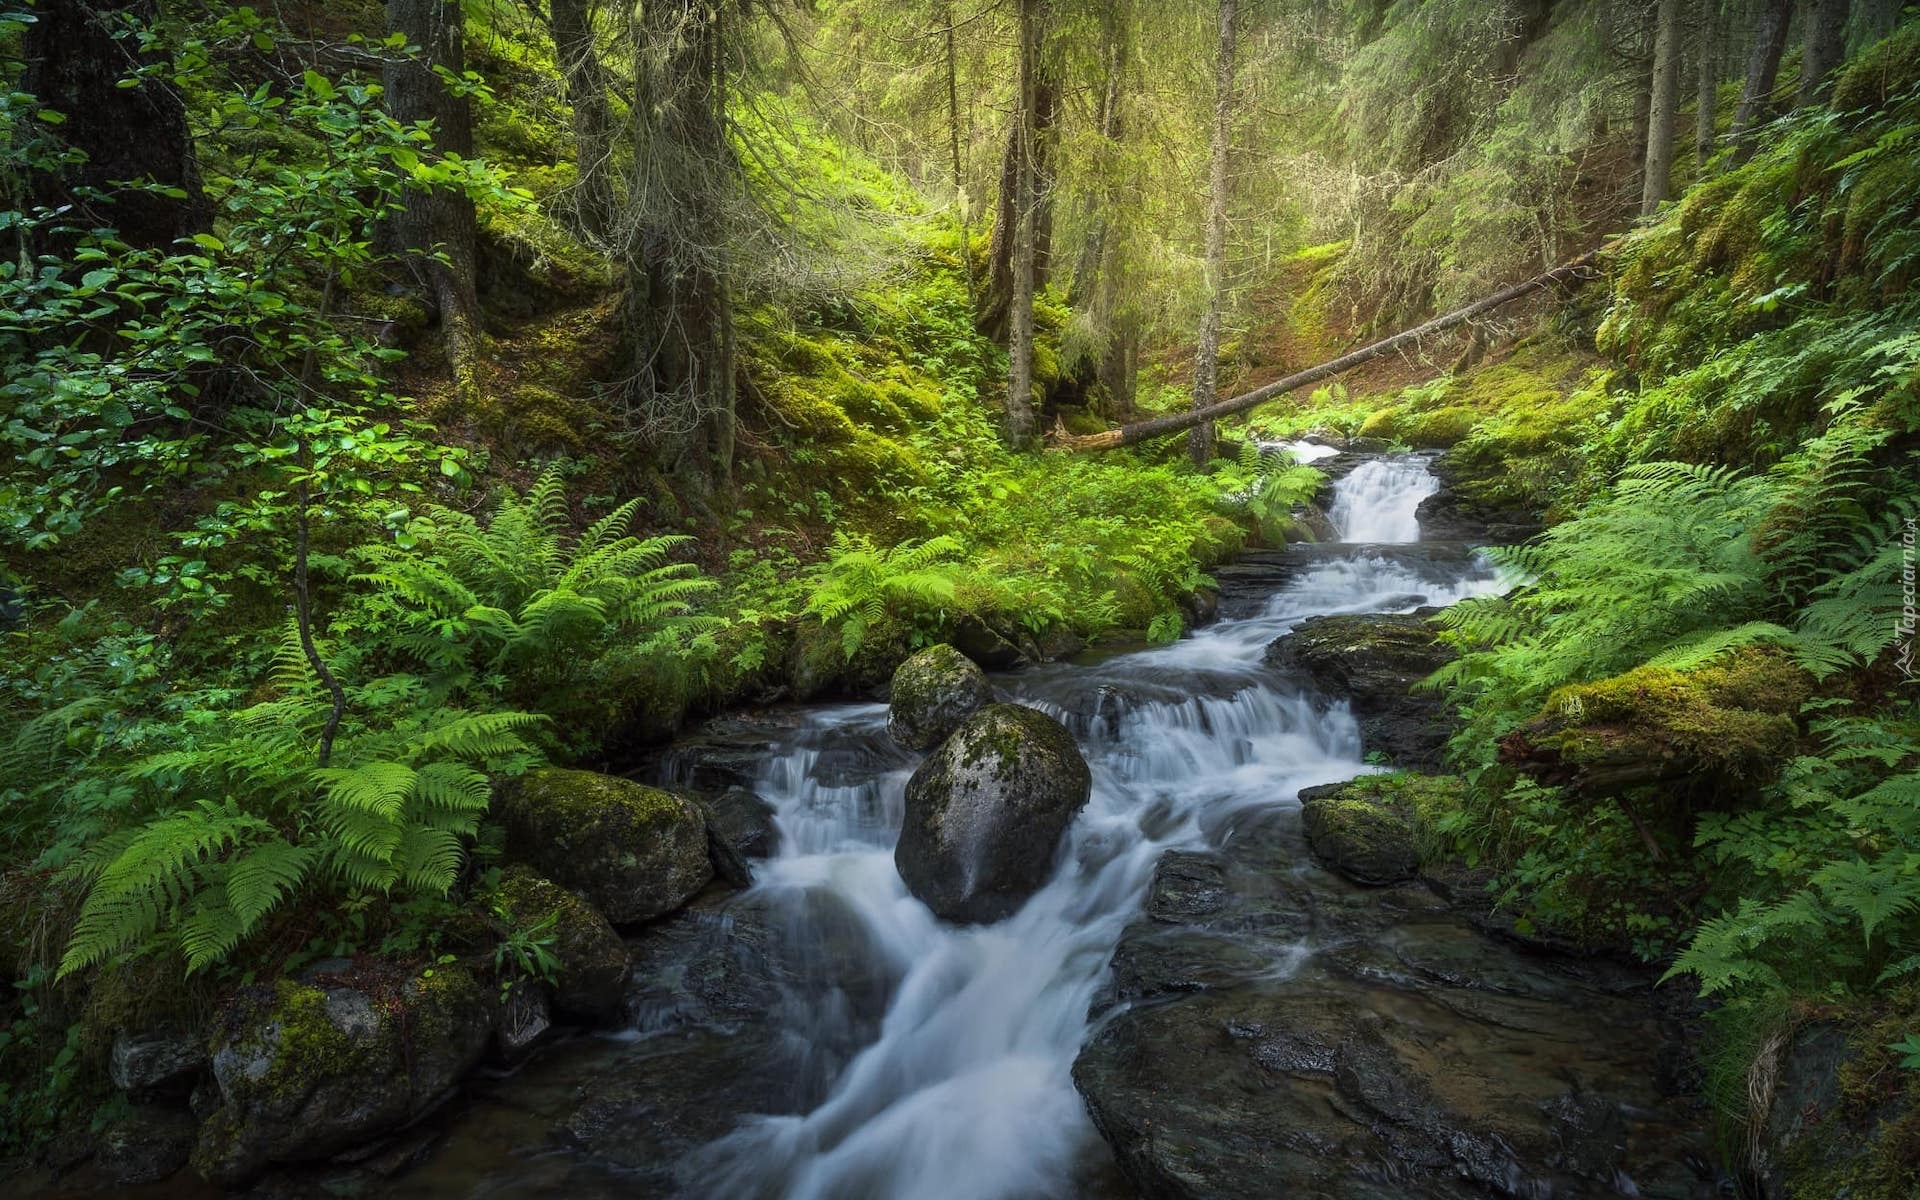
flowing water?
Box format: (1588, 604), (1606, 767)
(680, 454), (1503, 1199)
(351, 453), (1514, 1200)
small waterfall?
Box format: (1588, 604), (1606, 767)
(683, 455), (1502, 1199)
(1327, 456), (1439, 543)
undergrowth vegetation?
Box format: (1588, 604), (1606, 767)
(1396, 40), (1920, 1113)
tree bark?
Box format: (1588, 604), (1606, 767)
(1640, 0), (1683, 215)
(1052, 246), (1608, 452)
(1188, 0), (1238, 467)
(1854, 0), (1900, 46)
(1799, 0), (1851, 107)
(1004, 0), (1041, 446)
(978, 22), (1056, 342)
(1695, 1), (1718, 168)
(942, 0), (976, 306)
(546, 0), (617, 242)
(21, 0), (207, 253)
(386, 0), (482, 407)
(1730, 0), (1792, 162)
(624, 0), (736, 490)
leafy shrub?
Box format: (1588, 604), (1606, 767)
(352, 467), (718, 716)
(57, 632), (542, 976)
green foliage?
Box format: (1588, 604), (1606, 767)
(352, 467), (718, 714)
(56, 629), (543, 977)
(0, 5), (516, 584)
(1668, 707), (1920, 1003)
(803, 533), (962, 658)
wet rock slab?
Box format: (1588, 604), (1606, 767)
(1073, 811), (1714, 1200)
(1265, 609), (1458, 769)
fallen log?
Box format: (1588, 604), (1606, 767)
(1049, 244), (1612, 452)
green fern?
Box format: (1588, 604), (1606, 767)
(803, 532), (963, 657)
(354, 467), (716, 699)
(56, 649), (544, 977)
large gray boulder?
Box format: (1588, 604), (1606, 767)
(895, 703), (1092, 922)
(887, 643), (993, 751)
(191, 966), (491, 1185)
(494, 768), (712, 925)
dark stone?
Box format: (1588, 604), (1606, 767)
(486, 867), (632, 1025)
(705, 786), (779, 860)
(1179, 587), (1221, 629)
(110, 1028), (207, 1096)
(950, 616), (1029, 670)
(1265, 609), (1459, 769)
(1074, 812), (1712, 1200)
(191, 966), (492, 1186)
(96, 1104), (196, 1185)
(888, 644), (994, 751)
(895, 703), (1092, 923)
(1419, 451), (1546, 544)
(1299, 783), (1420, 885)
(494, 768), (712, 925)
(491, 980), (552, 1059)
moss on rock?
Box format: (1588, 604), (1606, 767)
(888, 644), (993, 751)
(1518, 649), (1810, 789)
(1296, 775), (1453, 885)
(486, 866), (632, 1024)
(192, 965), (491, 1185)
(896, 704), (1091, 923)
(493, 769), (713, 925)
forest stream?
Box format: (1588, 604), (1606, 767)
(343, 452), (1719, 1200)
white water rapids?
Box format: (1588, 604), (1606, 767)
(694, 456), (1502, 1200)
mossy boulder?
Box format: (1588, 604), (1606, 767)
(786, 614), (914, 702)
(887, 644), (993, 751)
(1404, 405), (1480, 448)
(1501, 649), (1810, 798)
(486, 866), (632, 1024)
(1297, 780), (1421, 885)
(896, 703), (1092, 923)
(191, 966), (491, 1185)
(494, 768), (713, 925)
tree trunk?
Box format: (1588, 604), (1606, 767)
(21, 0), (207, 254)
(1695, 2), (1718, 168)
(978, 21), (1056, 342)
(546, 0), (617, 242)
(1053, 247), (1608, 453)
(1799, 0), (1851, 107)
(1853, 0), (1900, 46)
(978, 115), (1021, 339)
(1640, 0), (1683, 215)
(386, 0), (482, 407)
(1099, 309), (1140, 425)
(942, 0), (976, 306)
(1068, 57), (1122, 308)
(1730, 0), (1792, 161)
(1188, 0), (1238, 468)
(624, 0), (736, 490)
(1004, 0), (1041, 446)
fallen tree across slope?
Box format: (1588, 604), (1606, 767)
(1049, 246), (1611, 452)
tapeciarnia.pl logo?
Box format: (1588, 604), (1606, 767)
(1901, 516), (1917, 681)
